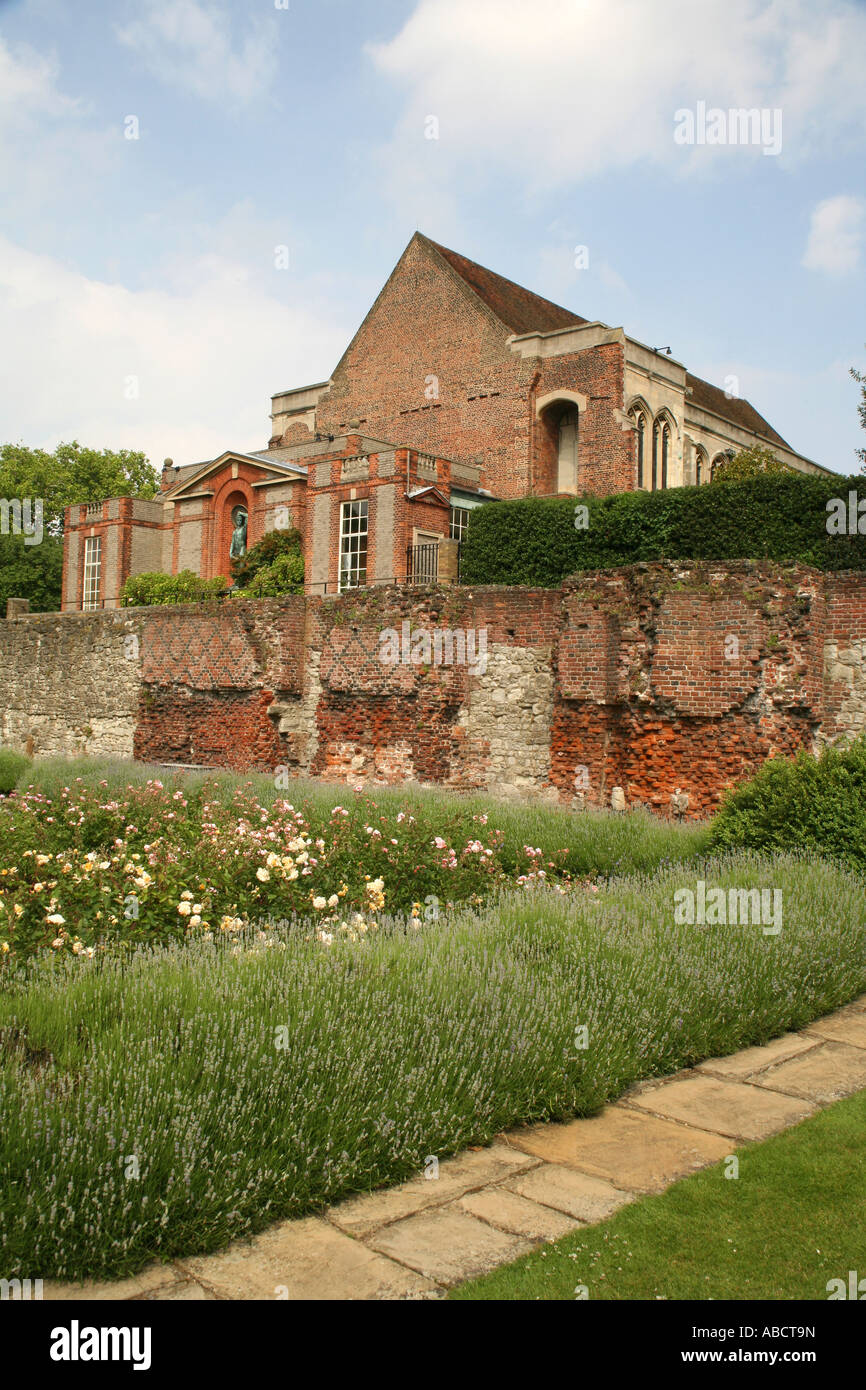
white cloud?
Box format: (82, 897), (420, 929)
(115, 0), (278, 107)
(802, 195), (865, 276)
(0, 35), (118, 213)
(367, 0), (866, 194)
(0, 233), (347, 465)
(0, 33), (78, 119)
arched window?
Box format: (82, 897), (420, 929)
(557, 407), (579, 493)
(631, 410), (647, 488)
(711, 453), (728, 479)
(651, 416), (672, 490)
(695, 447), (708, 486)
(651, 421), (659, 490)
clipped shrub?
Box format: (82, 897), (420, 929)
(246, 550), (305, 596)
(231, 527), (303, 589)
(0, 749), (30, 794)
(121, 570), (228, 607)
(709, 735), (866, 871)
(460, 474), (866, 587)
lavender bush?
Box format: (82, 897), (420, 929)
(1, 851), (863, 1280)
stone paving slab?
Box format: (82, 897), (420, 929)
(695, 1032), (820, 1079)
(43, 1264), (181, 1302)
(327, 1140), (537, 1238)
(627, 1074), (816, 1141)
(140, 1278), (216, 1301)
(36, 994), (866, 1301)
(180, 1216), (438, 1301)
(754, 1040), (866, 1105)
(504, 1163), (634, 1222)
(456, 1187), (579, 1241)
(365, 1208), (533, 1285)
(804, 1013), (866, 1049)
(507, 1106), (731, 1192)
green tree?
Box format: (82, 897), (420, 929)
(0, 441), (159, 612)
(0, 533), (64, 614)
(0, 440), (159, 538)
(710, 445), (794, 483)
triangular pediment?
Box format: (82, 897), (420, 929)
(164, 450), (306, 500)
(407, 484), (450, 506)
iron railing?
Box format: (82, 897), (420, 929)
(406, 543), (439, 585)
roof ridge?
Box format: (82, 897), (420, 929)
(418, 233), (588, 336)
(685, 371), (791, 450)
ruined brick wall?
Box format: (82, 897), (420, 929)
(550, 562), (829, 815)
(307, 586), (561, 791)
(822, 572), (866, 742)
(132, 597), (306, 769)
(0, 598), (306, 772)
(3, 564), (866, 818)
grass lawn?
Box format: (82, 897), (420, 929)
(451, 1089), (866, 1301)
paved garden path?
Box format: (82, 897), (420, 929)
(44, 996), (866, 1301)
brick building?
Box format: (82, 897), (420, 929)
(62, 232), (829, 610)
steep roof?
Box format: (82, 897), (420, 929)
(421, 234), (588, 336)
(418, 234), (799, 454)
(685, 373), (791, 450)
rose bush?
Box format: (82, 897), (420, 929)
(0, 778), (574, 960)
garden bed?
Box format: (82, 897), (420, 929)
(1, 845), (864, 1279)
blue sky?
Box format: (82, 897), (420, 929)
(0, 0), (864, 472)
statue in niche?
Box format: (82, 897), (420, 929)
(229, 506), (248, 560)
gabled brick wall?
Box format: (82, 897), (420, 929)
(301, 235), (630, 500)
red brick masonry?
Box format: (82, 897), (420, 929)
(110, 561), (866, 817)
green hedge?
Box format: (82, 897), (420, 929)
(246, 550), (305, 596)
(459, 474), (866, 586)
